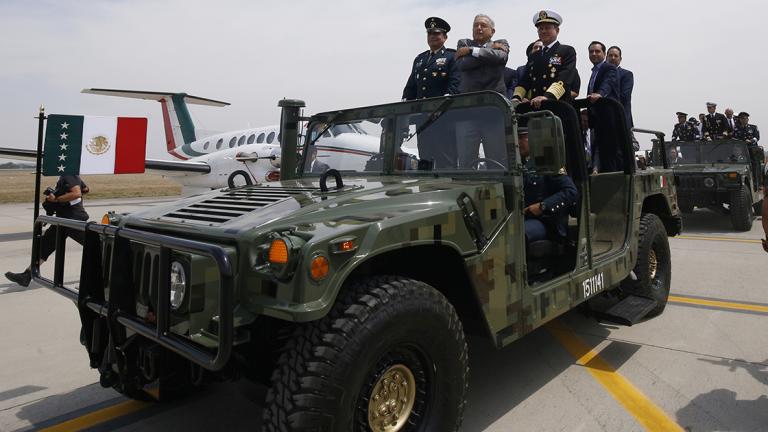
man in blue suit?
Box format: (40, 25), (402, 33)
(586, 41), (619, 103)
(607, 46), (633, 129)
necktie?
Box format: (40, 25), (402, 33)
(588, 65), (598, 94)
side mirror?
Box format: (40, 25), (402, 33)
(527, 115), (567, 175)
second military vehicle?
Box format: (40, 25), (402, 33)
(32, 92), (681, 431)
(657, 139), (764, 230)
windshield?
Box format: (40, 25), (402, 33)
(665, 140), (750, 165)
(302, 104), (511, 176)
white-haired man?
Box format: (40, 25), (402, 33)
(455, 14), (509, 94)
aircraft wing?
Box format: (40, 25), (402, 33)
(0, 147), (210, 175)
(145, 159), (211, 174)
(0, 147), (38, 161)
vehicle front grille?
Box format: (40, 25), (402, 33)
(158, 186), (318, 226)
(677, 176), (706, 189)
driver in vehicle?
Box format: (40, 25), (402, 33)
(305, 145), (330, 173)
(519, 128), (578, 243)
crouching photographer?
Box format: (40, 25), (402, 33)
(5, 175), (89, 287)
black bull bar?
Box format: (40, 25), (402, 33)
(31, 215), (234, 372)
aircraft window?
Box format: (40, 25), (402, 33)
(203, 141), (210, 150)
(216, 138), (223, 149)
(247, 134), (255, 144)
(238, 135), (246, 146)
(257, 133), (265, 143)
(229, 137), (237, 148)
(267, 132), (276, 143)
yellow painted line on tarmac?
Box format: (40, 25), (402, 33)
(547, 323), (683, 432)
(676, 235), (761, 244)
(669, 295), (768, 313)
(38, 388), (157, 432)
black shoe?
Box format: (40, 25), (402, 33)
(5, 269), (31, 287)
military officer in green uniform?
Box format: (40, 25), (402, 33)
(671, 111), (700, 141)
(733, 112), (760, 145)
(402, 17), (460, 100)
(511, 10), (577, 108)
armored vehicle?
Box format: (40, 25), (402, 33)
(32, 93), (681, 431)
(655, 139), (765, 230)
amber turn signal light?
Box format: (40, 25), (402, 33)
(268, 238), (289, 264)
(309, 255), (329, 281)
(101, 214), (111, 225)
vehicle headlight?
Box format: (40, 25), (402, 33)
(704, 177), (715, 188)
(170, 261), (187, 310)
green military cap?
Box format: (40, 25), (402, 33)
(676, 112), (687, 117)
(425, 17), (450, 33)
(738, 111), (750, 118)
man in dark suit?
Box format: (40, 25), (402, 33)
(305, 146), (330, 173)
(504, 67), (518, 99)
(455, 14), (509, 94)
(519, 128), (578, 243)
(512, 10), (577, 108)
(702, 102), (731, 140)
(402, 17), (461, 100)
(607, 46), (633, 128)
(586, 41), (619, 103)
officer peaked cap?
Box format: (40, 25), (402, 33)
(533, 10), (562, 26)
(425, 17), (450, 33)
(738, 111), (750, 118)
(706, 102), (717, 107)
(676, 112), (687, 116)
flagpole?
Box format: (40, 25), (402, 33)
(31, 105), (46, 271)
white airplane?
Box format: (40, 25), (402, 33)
(1, 88), (381, 194)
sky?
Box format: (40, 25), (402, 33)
(0, 0), (764, 159)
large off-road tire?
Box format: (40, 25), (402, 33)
(262, 276), (469, 432)
(729, 184), (754, 231)
(621, 213), (671, 317)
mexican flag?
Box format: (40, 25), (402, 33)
(43, 114), (147, 176)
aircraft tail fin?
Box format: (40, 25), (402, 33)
(82, 88), (230, 160)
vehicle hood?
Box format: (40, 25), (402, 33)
(119, 176), (501, 240)
(673, 164), (748, 174)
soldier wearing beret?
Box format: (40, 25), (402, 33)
(733, 112), (760, 145)
(701, 102), (731, 140)
(512, 10), (577, 108)
(402, 17), (460, 101)
(672, 111), (700, 141)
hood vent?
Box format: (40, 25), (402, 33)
(159, 186), (318, 226)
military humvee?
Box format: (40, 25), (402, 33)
(653, 139), (765, 230)
(32, 92), (681, 431)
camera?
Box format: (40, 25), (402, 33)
(42, 187), (61, 216)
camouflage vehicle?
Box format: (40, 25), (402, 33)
(654, 139), (765, 230)
(33, 93), (681, 431)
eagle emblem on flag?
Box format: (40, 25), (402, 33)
(87, 135), (110, 155)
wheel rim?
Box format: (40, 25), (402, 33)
(367, 364), (416, 432)
(648, 248), (658, 280)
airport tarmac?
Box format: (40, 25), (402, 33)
(0, 197), (765, 431)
